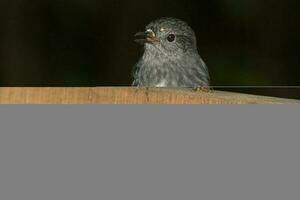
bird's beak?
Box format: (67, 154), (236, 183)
(134, 30), (160, 45)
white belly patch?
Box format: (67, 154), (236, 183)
(155, 80), (167, 87)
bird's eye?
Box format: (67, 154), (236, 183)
(167, 34), (176, 42)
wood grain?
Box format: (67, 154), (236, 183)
(0, 87), (298, 104)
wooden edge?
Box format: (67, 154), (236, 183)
(0, 87), (299, 104)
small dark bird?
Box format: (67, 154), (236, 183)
(132, 17), (210, 88)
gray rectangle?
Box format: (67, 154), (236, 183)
(0, 106), (299, 200)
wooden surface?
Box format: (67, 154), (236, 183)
(0, 87), (299, 104)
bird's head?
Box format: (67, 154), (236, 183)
(134, 18), (197, 56)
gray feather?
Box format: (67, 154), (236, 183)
(132, 17), (210, 87)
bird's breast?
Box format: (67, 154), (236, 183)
(154, 79), (168, 87)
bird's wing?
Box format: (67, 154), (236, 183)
(198, 57), (210, 85)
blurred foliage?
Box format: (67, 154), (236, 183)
(0, 0), (299, 98)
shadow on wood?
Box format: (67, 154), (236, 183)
(0, 87), (299, 104)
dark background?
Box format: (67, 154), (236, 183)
(0, 0), (299, 98)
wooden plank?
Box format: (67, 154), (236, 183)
(0, 87), (299, 104)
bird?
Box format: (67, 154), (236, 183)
(132, 17), (210, 88)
